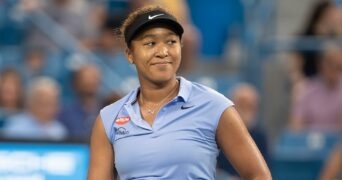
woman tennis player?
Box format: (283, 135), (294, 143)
(88, 5), (271, 180)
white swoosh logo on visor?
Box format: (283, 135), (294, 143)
(148, 14), (164, 20)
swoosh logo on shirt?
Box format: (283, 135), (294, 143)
(148, 14), (164, 20)
(181, 105), (194, 110)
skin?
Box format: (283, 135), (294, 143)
(0, 72), (22, 112)
(88, 116), (116, 180)
(315, 6), (342, 37)
(88, 24), (271, 180)
(127, 24), (182, 125)
(232, 84), (259, 128)
(27, 83), (59, 124)
(319, 146), (342, 180)
(217, 108), (271, 179)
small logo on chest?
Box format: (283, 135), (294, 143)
(181, 105), (194, 110)
(115, 116), (130, 125)
(115, 127), (129, 135)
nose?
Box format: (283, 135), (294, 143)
(155, 45), (168, 58)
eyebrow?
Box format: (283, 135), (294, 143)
(139, 32), (178, 40)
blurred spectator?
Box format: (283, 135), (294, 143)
(263, 0), (342, 144)
(319, 144), (342, 180)
(58, 64), (102, 141)
(2, 77), (67, 140)
(290, 41), (342, 133)
(94, 16), (137, 95)
(17, 47), (70, 94)
(0, 69), (23, 127)
(217, 83), (269, 177)
(19, 47), (47, 86)
(131, 0), (201, 73)
(303, 0), (342, 37)
(290, 0), (342, 95)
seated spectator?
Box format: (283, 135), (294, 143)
(19, 47), (48, 86)
(58, 64), (102, 141)
(217, 83), (269, 177)
(2, 77), (67, 140)
(289, 0), (342, 98)
(290, 41), (342, 133)
(0, 69), (23, 128)
(19, 47), (66, 88)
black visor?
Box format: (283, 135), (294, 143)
(124, 10), (184, 46)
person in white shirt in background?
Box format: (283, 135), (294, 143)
(3, 77), (67, 140)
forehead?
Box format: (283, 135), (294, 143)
(134, 24), (179, 40)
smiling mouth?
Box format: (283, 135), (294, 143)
(151, 61), (171, 65)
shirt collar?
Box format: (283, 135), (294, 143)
(126, 76), (192, 105)
(127, 87), (140, 105)
(177, 76), (192, 102)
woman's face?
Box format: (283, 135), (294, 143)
(127, 25), (182, 84)
(315, 6), (342, 36)
(320, 47), (342, 84)
(0, 74), (22, 108)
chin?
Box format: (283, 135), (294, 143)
(152, 73), (175, 83)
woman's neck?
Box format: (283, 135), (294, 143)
(139, 78), (179, 104)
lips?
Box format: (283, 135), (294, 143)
(151, 61), (171, 65)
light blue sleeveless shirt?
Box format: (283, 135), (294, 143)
(100, 77), (234, 179)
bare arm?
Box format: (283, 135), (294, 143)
(320, 146), (342, 180)
(216, 107), (272, 180)
(88, 115), (116, 180)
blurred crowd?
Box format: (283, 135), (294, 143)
(0, 0), (341, 179)
(0, 0), (203, 141)
(0, 0), (215, 141)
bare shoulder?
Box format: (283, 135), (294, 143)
(216, 107), (248, 144)
(88, 115), (116, 180)
(216, 107), (272, 179)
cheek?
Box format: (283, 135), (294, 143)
(132, 49), (149, 62)
(172, 46), (182, 61)
(131, 51), (149, 73)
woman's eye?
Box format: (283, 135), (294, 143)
(167, 40), (177, 45)
(144, 42), (155, 46)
